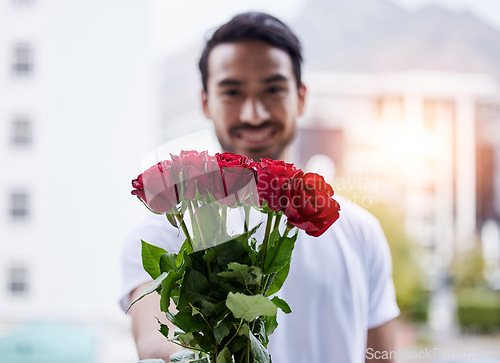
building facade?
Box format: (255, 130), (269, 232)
(298, 70), (500, 282)
(1, 0), (156, 361)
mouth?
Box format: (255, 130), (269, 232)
(232, 123), (280, 149)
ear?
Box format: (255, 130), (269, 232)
(201, 89), (210, 119)
(297, 83), (307, 116)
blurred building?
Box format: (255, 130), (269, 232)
(298, 70), (500, 281)
(0, 0), (46, 320)
(0, 0), (153, 361)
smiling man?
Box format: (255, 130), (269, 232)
(201, 41), (305, 161)
(121, 12), (399, 363)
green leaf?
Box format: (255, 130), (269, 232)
(126, 272), (168, 313)
(252, 318), (268, 346)
(263, 315), (278, 337)
(177, 238), (194, 268)
(265, 261), (290, 297)
(263, 232), (297, 274)
(166, 310), (175, 324)
(213, 318), (232, 344)
(158, 320), (169, 338)
(171, 285), (180, 305)
(271, 296), (291, 314)
(250, 237), (257, 251)
(169, 311), (207, 333)
(226, 292), (277, 321)
(203, 247), (217, 263)
(170, 327), (185, 340)
(190, 358), (209, 363)
(233, 225), (261, 264)
(189, 332), (214, 352)
(238, 325), (270, 363)
(141, 240), (168, 279)
(165, 212), (179, 228)
(267, 228), (282, 250)
(249, 331), (270, 363)
(216, 347), (232, 363)
(170, 349), (195, 363)
(176, 332), (194, 346)
(218, 262), (263, 286)
(178, 268), (211, 311)
(160, 271), (182, 312)
(215, 240), (252, 268)
(160, 253), (178, 273)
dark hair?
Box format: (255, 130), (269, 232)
(199, 12), (303, 92)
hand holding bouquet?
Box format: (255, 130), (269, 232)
(129, 151), (340, 363)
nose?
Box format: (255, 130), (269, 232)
(239, 97), (270, 125)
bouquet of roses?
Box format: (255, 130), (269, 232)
(128, 150), (340, 363)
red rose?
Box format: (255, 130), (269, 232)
(283, 172), (340, 237)
(255, 158), (301, 211)
(171, 150), (224, 200)
(216, 152), (256, 204)
(131, 160), (179, 214)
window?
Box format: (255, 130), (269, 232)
(12, 44), (33, 76)
(376, 96), (403, 124)
(7, 266), (29, 295)
(11, 116), (32, 147)
(9, 192), (30, 219)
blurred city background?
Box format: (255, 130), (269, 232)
(1, 0), (500, 361)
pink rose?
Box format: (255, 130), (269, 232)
(131, 160), (179, 214)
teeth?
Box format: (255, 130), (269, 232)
(238, 128), (273, 143)
(243, 133), (267, 141)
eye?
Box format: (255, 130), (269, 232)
(267, 86), (285, 95)
(222, 89), (240, 97)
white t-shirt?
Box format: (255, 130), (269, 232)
(120, 196), (400, 363)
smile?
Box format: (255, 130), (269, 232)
(235, 126), (277, 146)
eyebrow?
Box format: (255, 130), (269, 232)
(216, 74), (289, 87)
(217, 79), (244, 87)
(262, 75), (288, 84)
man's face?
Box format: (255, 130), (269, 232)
(202, 41), (306, 161)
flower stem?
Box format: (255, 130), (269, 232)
(189, 200), (209, 250)
(175, 212), (193, 250)
(245, 335), (250, 363)
(225, 318), (245, 348)
(244, 205), (250, 233)
(259, 212), (274, 269)
(273, 213), (282, 231)
(186, 200), (200, 249)
(221, 204), (228, 237)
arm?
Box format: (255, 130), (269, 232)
(129, 282), (182, 361)
(362, 212), (399, 362)
(365, 320), (395, 362)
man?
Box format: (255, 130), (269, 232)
(121, 12), (399, 362)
